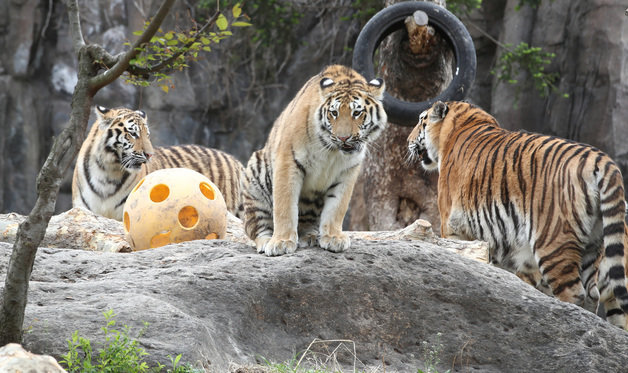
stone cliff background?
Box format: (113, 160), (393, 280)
(1, 0), (627, 218)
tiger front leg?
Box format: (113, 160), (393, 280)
(318, 168), (359, 253)
(263, 159), (303, 256)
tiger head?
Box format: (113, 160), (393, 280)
(407, 100), (449, 171)
(316, 65), (387, 154)
(94, 105), (154, 170)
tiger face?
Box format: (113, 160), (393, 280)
(407, 101), (449, 171)
(317, 75), (385, 154)
(95, 106), (154, 170)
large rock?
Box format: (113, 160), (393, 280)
(2, 236), (628, 372)
(0, 343), (66, 373)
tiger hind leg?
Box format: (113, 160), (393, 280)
(242, 151), (274, 253)
(538, 245), (588, 310)
(516, 269), (553, 296)
(581, 244), (602, 313)
(297, 197), (322, 248)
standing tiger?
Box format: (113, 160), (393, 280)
(407, 100), (628, 328)
(72, 106), (244, 220)
(242, 65), (387, 256)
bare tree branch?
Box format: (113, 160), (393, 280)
(63, 0), (85, 53)
(88, 0), (176, 91)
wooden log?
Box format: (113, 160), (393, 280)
(0, 209), (489, 263)
(349, 218), (489, 263)
(405, 10), (434, 54)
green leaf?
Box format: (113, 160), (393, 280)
(216, 14), (228, 31)
(232, 21), (252, 27)
(160, 84), (169, 93)
(232, 3), (242, 18)
(201, 37), (211, 45)
(132, 30), (143, 36)
(164, 32), (174, 40)
(167, 39), (178, 46)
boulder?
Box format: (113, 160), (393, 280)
(0, 343), (66, 373)
(1, 223), (628, 372)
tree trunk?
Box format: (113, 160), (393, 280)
(349, 0), (452, 234)
(0, 47), (94, 345)
(0, 0), (176, 345)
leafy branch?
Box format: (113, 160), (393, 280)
(492, 41), (567, 99)
(122, 3), (251, 92)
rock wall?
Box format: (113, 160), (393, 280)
(2, 0), (628, 222)
(486, 0), (628, 181)
(0, 0), (361, 215)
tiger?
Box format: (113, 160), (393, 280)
(242, 64), (387, 256)
(72, 105), (244, 221)
(407, 100), (628, 328)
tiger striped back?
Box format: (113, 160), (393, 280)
(147, 144), (244, 217)
(72, 106), (244, 220)
(407, 100), (628, 328)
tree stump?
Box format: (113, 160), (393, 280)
(349, 0), (453, 234)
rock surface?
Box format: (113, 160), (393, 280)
(2, 235), (628, 372)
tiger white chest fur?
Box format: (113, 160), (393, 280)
(76, 147), (144, 220)
(242, 64), (386, 256)
(296, 143), (364, 195)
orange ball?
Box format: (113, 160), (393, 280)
(123, 168), (227, 251)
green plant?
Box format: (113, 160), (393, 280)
(59, 310), (200, 373)
(447, 0), (482, 16)
(492, 41), (568, 101)
(341, 0), (384, 25)
(417, 333), (450, 373)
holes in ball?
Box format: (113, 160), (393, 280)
(178, 206), (199, 229)
(150, 230), (171, 248)
(150, 184), (169, 202)
(132, 178), (145, 193)
(124, 212), (130, 232)
(200, 182), (215, 200)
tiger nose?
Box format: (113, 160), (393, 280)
(144, 152), (153, 160)
(337, 135), (350, 142)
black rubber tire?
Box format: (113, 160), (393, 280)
(352, 1), (477, 126)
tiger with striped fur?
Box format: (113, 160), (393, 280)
(72, 106), (244, 220)
(407, 100), (628, 328)
(242, 65), (387, 256)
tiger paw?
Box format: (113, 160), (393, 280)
(298, 232), (319, 248)
(262, 236), (297, 256)
(319, 233), (350, 253)
(255, 236), (272, 254)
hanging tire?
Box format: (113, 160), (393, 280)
(352, 1), (477, 126)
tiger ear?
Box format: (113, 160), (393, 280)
(320, 78), (334, 89)
(368, 78), (385, 100)
(95, 105), (110, 129)
(95, 105), (109, 117)
(135, 110), (147, 119)
(430, 101), (448, 121)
